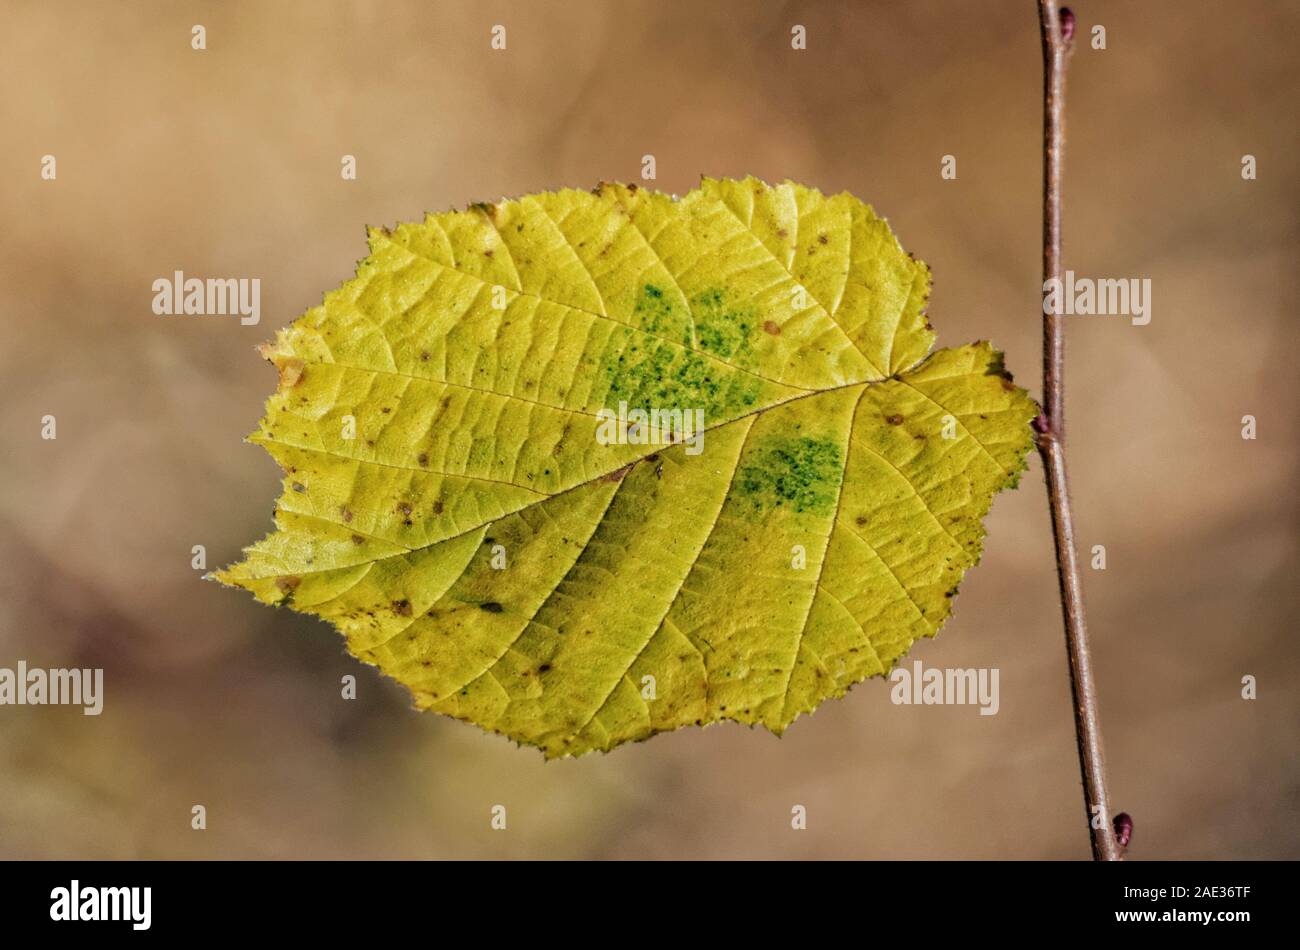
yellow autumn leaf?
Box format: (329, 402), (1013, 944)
(216, 176), (1037, 758)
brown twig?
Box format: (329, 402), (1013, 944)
(1035, 1), (1121, 861)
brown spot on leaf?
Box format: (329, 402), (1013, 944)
(291, 481), (307, 493)
(277, 358), (306, 389)
(480, 601), (504, 613)
(351, 534), (365, 545)
(392, 599), (413, 617)
(762, 320), (781, 336)
(275, 576), (301, 592)
(604, 463), (635, 482)
(885, 413), (905, 425)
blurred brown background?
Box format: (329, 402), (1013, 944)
(1, 0), (1296, 859)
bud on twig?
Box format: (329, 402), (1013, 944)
(1113, 812), (1133, 848)
(1060, 7), (1076, 42)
